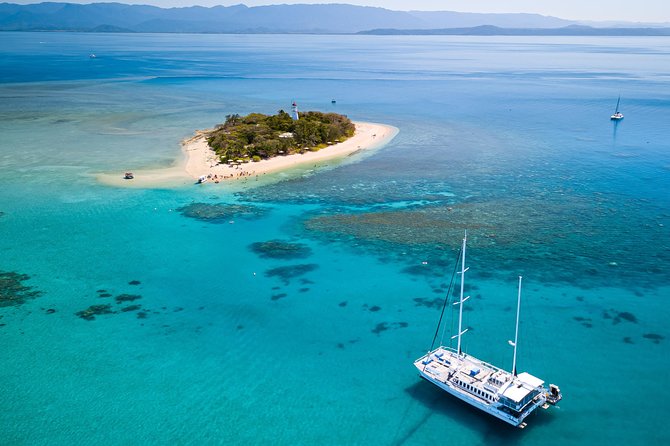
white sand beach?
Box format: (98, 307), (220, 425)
(97, 121), (398, 188)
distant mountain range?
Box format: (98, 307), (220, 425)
(360, 25), (670, 36)
(1, 2), (668, 35)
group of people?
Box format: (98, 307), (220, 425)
(204, 170), (260, 183)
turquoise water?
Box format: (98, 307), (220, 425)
(1, 32), (669, 444)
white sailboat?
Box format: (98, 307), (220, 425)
(611, 96), (624, 120)
(413, 233), (562, 428)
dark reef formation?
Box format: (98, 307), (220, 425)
(115, 294), (141, 303)
(0, 271), (42, 307)
(302, 197), (670, 291)
(75, 304), (114, 321)
(249, 240), (312, 259)
(177, 203), (269, 223)
(265, 264), (319, 285)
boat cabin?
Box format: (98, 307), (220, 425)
(498, 373), (544, 412)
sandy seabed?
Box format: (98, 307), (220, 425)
(96, 121), (398, 189)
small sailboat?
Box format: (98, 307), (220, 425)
(611, 96), (624, 120)
(413, 232), (562, 428)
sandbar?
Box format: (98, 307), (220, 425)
(97, 121), (398, 188)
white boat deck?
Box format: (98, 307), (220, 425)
(414, 346), (549, 426)
(418, 347), (511, 400)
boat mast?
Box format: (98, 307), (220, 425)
(453, 232), (470, 355)
(510, 276), (522, 376)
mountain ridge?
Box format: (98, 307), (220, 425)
(0, 2), (667, 34)
(359, 25), (670, 36)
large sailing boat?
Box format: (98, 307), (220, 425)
(611, 96), (624, 120)
(413, 233), (562, 428)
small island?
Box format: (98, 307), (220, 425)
(97, 105), (398, 188)
(207, 109), (355, 163)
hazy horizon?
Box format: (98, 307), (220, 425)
(5, 0), (670, 23)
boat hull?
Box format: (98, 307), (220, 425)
(417, 369), (545, 427)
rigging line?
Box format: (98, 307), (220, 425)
(429, 244), (463, 352)
(441, 270), (456, 348)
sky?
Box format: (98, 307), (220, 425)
(8, 1), (670, 23)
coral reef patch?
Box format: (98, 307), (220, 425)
(643, 333), (664, 344)
(120, 304), (142, 312)
(302, 197), (670, 290)
(115, 294), (142, 303)
(603, 309), (638, 325)
(177, 203), (269, 223)
(0, 271), (42, 307)
(413, 297), (445, 309)
(265, 264), (318, 285)
(249, 240), (312, 259)
(75, 304), (115, 321)
(372, 321), (408, 335)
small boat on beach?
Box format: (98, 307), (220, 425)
(197, 175), (207, 184)
(611, 96), (624, 120)
(413, 233), (562, 428)
(123, 172), (134, 180)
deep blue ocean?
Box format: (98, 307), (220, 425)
(1, 32), (669, 445)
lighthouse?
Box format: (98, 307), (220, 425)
(291, 101), (299, 120)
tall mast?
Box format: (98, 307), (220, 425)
(510, 276), (522, 376)
(615, 95), (621, 113)
(452, 231), (470, 355)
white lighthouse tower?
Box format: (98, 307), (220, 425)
(291, 101), (299, 120)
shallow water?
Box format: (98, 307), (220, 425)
(1, 32), (669, 444)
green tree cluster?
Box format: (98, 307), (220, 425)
(206, 110), (355, 162)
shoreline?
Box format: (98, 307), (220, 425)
(97, 121), (398, 188)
